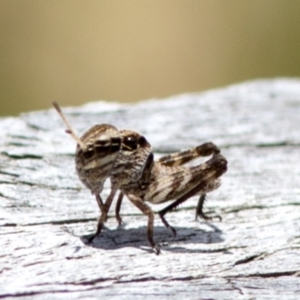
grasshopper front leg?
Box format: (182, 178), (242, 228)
(87, 186), (118, 243)
(95, 194), (104, 211)
(126, 193), (160, 255)
(115, 192), (124, 226)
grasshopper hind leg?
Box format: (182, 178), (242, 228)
(159, 213), (177, 237)
(158, 194), (222, 238)
(195, 194), (222, 222)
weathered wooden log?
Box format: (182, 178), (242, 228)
(1, 78), (300, 299)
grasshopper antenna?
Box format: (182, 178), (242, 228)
(52, 101), (87, 151)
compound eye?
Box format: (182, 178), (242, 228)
(123, 135), (138, 151)
(138, 136), (148, 147)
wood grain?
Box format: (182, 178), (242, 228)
(1, 79), (300, 299)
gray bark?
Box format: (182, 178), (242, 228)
(1, 78), (300, 299)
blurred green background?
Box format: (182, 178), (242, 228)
(1, 0), (300, 116)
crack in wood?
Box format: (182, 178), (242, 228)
(233, 253), (266, 266)
(1, 152), (43, 160)
(226, 270), (300, 278)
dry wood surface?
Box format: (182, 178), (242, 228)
(1, 79), (300, 299)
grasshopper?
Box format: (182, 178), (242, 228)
(53, 102), (227, 254)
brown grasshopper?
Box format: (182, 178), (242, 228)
(53, 102), (227, 254)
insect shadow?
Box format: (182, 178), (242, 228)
(79, 223), (224, 254)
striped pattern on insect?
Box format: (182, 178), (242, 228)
(53, 102), (227, 254)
